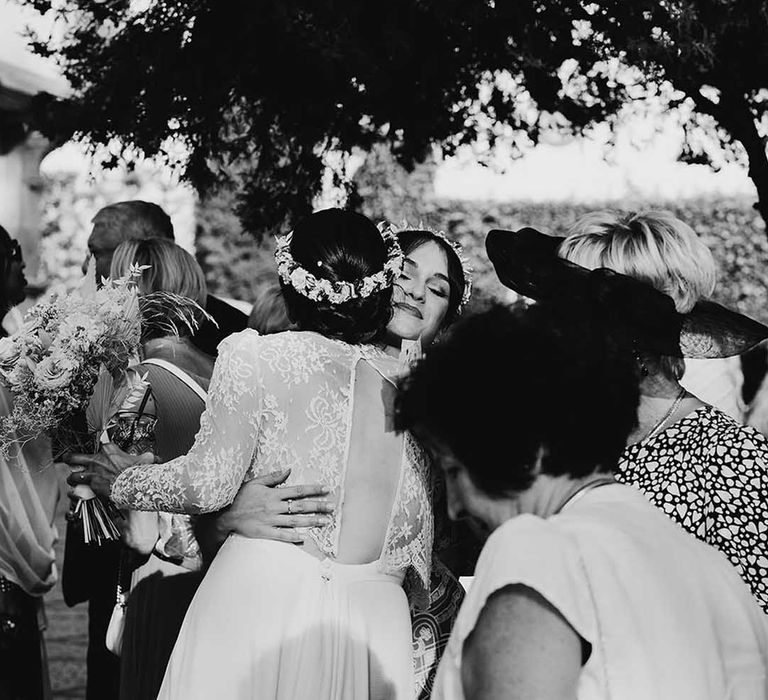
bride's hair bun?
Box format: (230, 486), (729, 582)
(280, 208), (394, 344)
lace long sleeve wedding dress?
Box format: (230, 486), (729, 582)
(111, 329), (434, 699)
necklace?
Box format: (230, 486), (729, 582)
(643, 386), (686, 442)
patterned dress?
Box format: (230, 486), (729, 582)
(618, 405), (768, 613)
(111, 329), (434, 699)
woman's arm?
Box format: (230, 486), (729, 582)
(108, 333), (264, 514)
(462, 584), (584, 700)
(194, 469), (334, 562)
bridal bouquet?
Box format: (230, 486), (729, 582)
(0, 265), (146, 543)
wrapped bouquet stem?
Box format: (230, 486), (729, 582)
(72, 368), (159, 544)
(68, 482), (123, 544)
(58, 405), (125, 545)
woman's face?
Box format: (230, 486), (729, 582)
(426, 437), (497, 538)
(385, 240), (451, 349)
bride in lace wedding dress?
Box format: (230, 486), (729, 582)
(105, 209), (432, 699)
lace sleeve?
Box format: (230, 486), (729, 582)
(110, 331), (262, 514)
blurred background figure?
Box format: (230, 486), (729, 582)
(83, 200), (248, 356)
(247, 277), (293, 335)
(0, 223), (59, 700)
(0, 224), (28, 338)
(83, 201), (174, 281)
(246, 250), (294, 335)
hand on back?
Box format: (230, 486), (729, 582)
(216, 468), (335, 544)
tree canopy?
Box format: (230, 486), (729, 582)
(22, 0), (768, 237)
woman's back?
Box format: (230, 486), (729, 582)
(247, 330), (432, 579)
(113, 329), (434, 599)
(339, 360), (403, 563)
(137, 360), (210, 461)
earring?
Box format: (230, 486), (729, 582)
(633, 349), (649, 377)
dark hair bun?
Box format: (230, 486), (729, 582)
(282, 208), (393, 344)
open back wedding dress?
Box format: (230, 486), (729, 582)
(111, 329), (434, 699)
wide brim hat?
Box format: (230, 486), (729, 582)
(485, 227), (768, 358)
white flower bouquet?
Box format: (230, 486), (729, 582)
(0, 265), (145, 543)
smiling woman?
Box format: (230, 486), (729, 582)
(384, 229), (470, 349)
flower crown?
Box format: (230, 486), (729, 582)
(275, 224), (404, 305)
(390, 222), (473, 312)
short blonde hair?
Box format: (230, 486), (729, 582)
(110, 238), (207, 308)
(558, 210), (716, 313)
(558, 210), (717, 381)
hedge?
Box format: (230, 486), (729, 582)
(39, 166), (768, 326)
(356, 197), (768, 324)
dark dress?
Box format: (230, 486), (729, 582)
(0, 580), (48, 700)
(412, 471), (482, 699)
(60, 526), (121, 700)
(117, 361), (210, 700)
(619, 404), (768, 612)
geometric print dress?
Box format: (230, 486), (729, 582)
(619, 405), (768, 614)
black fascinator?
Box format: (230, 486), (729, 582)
(485, 227), (768, 358)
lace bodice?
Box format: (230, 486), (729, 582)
(111, 330), (433, 601)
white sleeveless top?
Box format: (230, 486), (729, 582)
(112, 330), (433, 602)
(432, 484), (768, 700)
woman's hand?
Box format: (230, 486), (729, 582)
(65, 442), (154, 499)
(206, 468), (335, 546)
(121, 510), (161, 555)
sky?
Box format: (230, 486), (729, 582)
(433, 117), (755, 203)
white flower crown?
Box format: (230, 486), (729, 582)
(275, 223), (405, 305)
(389, 222), (473, 312)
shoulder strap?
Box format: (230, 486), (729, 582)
(359, 345), (402, 387)
(141, 358), (208, 403)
